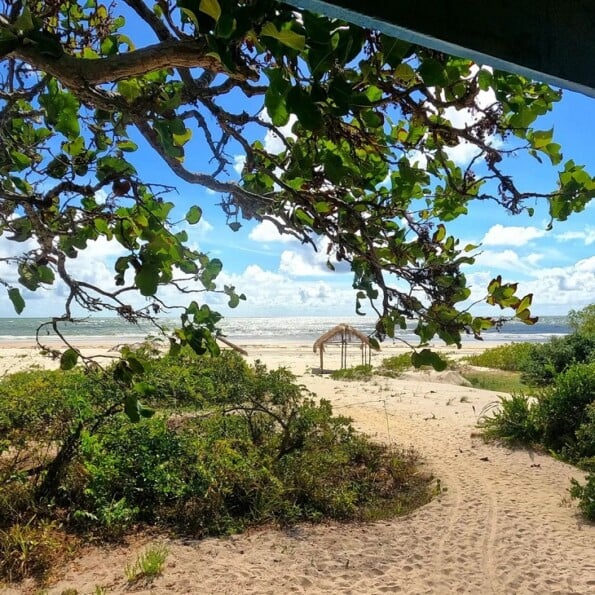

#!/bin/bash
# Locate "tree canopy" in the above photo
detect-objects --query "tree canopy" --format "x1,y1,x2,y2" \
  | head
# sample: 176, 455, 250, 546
1, 0, 594, 366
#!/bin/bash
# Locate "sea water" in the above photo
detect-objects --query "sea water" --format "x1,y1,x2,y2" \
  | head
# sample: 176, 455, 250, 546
0, 315, 570, 345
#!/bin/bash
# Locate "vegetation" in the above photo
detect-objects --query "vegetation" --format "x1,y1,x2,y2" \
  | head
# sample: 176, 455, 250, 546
519, 334, 595, 386
463, 343, 533, 372
125, 543, 169, 584
0, 350, 432, 584
462, 369, 528, 394
1, 0, 593, 368
330, 364, 374, 381
478, 308, 595, 520
376, 354, 415, 378
568, 304, 595, 337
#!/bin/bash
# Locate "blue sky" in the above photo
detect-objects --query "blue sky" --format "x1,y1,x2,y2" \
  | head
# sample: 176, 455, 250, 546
1, 8, 593, 320
3, 86, 593, 320
154, 87, 595, 319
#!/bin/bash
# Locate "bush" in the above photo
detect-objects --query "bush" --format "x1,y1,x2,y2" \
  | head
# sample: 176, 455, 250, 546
0, 352, 432, 552
464, 342, 533, 371
539, 362, 595, 455
570, 473, 595, 521
520, 334, 595, 386
376, 353, 413, 377
568, 303, 595, 337
0, 519, 68, 582
330, 365, 373, 381
479, 393, 541, 444
572, 403, 595, 470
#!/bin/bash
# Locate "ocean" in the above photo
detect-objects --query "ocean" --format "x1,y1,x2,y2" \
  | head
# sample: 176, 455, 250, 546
0, 315, 571, 345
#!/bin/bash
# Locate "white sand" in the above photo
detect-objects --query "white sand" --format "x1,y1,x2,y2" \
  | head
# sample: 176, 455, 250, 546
2, 340, 594, 594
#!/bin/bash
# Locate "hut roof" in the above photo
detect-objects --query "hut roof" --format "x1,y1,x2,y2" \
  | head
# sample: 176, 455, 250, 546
313, 323, 379, 353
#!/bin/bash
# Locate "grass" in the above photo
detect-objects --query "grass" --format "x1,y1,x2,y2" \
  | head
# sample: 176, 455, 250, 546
0, 519, 69, 583
330, 364, 373, 380
376, 353, 413, 377
460, 369, 531, 394
330, 354, 413, 381
125, 543, 169, 584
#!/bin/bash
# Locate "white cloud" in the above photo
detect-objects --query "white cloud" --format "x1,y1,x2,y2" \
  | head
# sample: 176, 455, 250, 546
406, 150, 428, 169
233, 154, 245, 175
474, 249, 533, 273
481, 224, 547, 247
520, 256, 595, 307
555, 226, 595, 246
205, 264, 356, 316
278, 237, 351, 277
248, 220, 296, 244
263, 115, 297, 155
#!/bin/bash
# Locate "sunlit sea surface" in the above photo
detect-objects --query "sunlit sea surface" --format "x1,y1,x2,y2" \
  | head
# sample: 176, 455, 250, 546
0, 315, 570, 345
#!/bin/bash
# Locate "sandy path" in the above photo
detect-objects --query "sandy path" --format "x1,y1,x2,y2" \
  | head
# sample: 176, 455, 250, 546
2, 342, 594, 594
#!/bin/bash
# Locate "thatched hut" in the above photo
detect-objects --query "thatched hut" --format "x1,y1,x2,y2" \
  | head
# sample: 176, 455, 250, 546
313, 323, 379, 373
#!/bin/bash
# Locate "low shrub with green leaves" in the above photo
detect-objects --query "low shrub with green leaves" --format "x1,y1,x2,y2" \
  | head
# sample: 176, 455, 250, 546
519, 334, 595, 386
463, 342, 533, 371
539, 362, 595, 456
0, 350, 431, 582
479, 359, 595, 520
330, 365, 373, 381
376, 353, 413, 377
479, 393, 541, 444
570, 473, 595, 521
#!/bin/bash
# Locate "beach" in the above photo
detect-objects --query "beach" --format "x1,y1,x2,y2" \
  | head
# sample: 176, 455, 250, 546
1, 338, 594, 594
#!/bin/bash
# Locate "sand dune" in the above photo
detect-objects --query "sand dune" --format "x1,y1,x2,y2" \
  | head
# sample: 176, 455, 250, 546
2, 342, 594, 594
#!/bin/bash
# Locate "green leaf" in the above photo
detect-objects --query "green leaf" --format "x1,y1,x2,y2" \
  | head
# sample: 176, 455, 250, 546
199, 0, 221, 23
394, 63, 415, 84
138, 403, 156, 419
261, 22, 305, 51
186, 205, 202, 224
432, 224, 446, 242
13, 6, 35, 32
531, 128, 553, 149
8, 287, 25, 314
116, 140, 138, 152
411, 349, 447, 371
60, 349, 79, 371
124, 394, 140, 422
135, 264, 160, 296
419, 58, 447, 87
126, 355, 145, 375
516, 293, 533, 313
477, 69, 492, 91
215, 14, 236, 38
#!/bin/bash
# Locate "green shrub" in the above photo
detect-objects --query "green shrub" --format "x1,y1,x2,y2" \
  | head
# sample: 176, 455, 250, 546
0, 351, 432, 557
0, 519, 65, 582
572, 403, 595, 470
568, 303, 595, 337
463, 342, 533, 371
520, 335, 595, 386
539, 362, 595, 454
136, 349, 253, 409
49, 358, 430, 537
570, 473, 595, 521
479, 393, 541, 444
330, 365, 373, 381
376, 353, 413, 377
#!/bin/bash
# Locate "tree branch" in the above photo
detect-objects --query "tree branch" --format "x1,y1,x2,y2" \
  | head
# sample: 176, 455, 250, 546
11, 39, 257, 87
